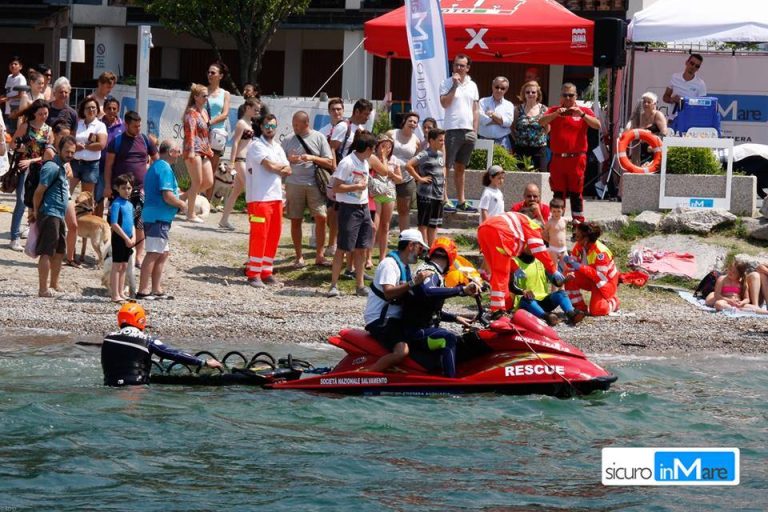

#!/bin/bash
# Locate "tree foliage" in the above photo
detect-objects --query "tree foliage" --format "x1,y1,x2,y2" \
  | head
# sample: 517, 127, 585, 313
140, 0, 311, 91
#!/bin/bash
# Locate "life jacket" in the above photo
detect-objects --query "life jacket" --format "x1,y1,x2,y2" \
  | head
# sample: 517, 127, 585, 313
369, 251, 412, 321
101, 327, 152, 386
574, 240, 618, 291
511, 255, 549, 309
402, 261, 446, 329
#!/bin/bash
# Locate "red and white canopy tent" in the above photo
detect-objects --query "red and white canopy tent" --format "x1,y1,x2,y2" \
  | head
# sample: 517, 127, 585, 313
364, 0, 595, 66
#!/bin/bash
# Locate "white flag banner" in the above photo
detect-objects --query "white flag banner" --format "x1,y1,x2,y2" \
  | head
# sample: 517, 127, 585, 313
406, 0, 448, 132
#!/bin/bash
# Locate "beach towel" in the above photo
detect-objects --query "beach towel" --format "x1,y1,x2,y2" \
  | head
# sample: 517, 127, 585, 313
630, 247, 698, 278
677, 291, 768, 318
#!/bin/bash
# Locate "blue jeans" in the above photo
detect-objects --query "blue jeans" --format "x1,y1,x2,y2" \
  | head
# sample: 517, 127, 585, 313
519, 290, 574, 318
10, 169, 27, 241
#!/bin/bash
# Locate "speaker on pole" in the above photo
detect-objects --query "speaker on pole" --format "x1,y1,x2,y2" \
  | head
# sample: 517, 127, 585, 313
593, 17, 627, 68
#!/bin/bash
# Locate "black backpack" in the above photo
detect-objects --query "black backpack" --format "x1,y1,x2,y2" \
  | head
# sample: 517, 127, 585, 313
694, 270, 722, 298
22, 161, 44, 208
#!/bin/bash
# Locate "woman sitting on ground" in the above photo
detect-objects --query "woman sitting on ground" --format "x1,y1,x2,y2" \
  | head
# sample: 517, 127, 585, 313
706, 261, 768, 314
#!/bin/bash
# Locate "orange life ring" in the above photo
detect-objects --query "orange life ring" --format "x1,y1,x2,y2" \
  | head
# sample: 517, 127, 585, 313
617, 129, 663, 174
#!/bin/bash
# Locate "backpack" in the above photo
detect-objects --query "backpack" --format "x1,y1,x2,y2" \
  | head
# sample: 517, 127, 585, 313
694, 270, 722, 299
22, 161, 44, 208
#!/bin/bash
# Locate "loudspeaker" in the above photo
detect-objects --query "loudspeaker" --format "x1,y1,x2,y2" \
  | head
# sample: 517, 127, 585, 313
593, 18, 627, 68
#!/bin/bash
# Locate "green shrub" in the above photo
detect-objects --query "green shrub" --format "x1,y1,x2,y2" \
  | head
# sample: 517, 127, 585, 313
372, 106, 393, 136
468, 144, 518, 171
666, 147, 723, 175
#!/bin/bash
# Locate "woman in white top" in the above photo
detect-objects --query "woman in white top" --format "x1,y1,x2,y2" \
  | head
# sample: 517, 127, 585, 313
219, 97, 262, 230
386, 111, 421, 232
71, 96, 107, 194
206, 61, 232, 194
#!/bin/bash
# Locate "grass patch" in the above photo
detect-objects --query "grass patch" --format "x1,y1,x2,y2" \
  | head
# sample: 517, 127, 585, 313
454, 233, 478, 250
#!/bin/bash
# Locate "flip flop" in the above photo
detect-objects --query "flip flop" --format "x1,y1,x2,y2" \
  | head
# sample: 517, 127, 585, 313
152, 292, 175, 300
292, 260, 307, 269
64, 259, 80, 268
314, 260, 332, 267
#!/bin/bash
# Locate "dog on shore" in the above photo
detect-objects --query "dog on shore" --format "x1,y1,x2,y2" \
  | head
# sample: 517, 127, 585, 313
74, 191, 110, 267
101, 245, 137, 298
194, 193, 211, 218
210, 162, 237, 212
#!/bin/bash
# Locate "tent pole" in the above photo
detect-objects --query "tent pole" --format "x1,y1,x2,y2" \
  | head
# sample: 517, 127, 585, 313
385, 55, 392, 101
311, 37, 367, 100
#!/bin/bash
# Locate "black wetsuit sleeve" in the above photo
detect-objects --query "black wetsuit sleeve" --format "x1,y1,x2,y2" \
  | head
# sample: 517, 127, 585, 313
413, 273, 464, 299
147, 339, 204, 367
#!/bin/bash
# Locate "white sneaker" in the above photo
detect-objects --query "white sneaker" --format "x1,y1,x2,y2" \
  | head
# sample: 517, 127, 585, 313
9, 239, 23, 252
324, 245, 336, 257
326, 285, 340, 298
20, 227, 29, 239
187, 216, 205, 224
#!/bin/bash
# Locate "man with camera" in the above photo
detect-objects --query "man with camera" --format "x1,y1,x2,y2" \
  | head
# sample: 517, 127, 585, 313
538, 83, 601, 225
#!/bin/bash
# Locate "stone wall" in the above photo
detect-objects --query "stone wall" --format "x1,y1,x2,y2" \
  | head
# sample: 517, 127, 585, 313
622, 174, 756, 216
446, 169, 553, 205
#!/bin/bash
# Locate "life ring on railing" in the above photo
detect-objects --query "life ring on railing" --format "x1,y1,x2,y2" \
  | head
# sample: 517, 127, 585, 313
617, 129, 663, 174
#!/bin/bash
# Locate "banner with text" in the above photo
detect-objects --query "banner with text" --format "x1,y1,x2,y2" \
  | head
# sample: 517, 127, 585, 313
406, 0, 448, 129
632, 52, 768, 145
110, 85, 375, 154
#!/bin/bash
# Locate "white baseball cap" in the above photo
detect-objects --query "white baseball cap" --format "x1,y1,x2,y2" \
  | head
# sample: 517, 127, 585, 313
399, 228, 429, 249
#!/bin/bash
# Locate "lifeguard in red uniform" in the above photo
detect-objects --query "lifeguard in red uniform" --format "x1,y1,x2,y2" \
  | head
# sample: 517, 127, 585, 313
564, 222, 620, 316
538, 82, 601, 225
477, 211, 564, 312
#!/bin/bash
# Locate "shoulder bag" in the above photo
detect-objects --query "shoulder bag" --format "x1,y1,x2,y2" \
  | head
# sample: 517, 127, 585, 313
297, 133, 333, 200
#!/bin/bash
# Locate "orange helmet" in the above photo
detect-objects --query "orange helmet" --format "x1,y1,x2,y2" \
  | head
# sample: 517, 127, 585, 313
117, 302, 147, 330
428, 237, 458, 268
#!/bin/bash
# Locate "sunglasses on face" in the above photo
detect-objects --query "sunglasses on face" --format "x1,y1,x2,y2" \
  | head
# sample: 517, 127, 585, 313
525, 90, 538, 95
263, 123, 277, 129
494, 86, 507, 91
85, 106, 98, 111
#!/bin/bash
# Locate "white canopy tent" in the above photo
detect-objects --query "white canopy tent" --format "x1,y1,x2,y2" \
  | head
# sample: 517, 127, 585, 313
628, 0, 768, 43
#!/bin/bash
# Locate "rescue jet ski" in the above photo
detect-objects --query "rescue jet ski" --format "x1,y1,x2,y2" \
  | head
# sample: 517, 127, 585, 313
269, 303, 617, 397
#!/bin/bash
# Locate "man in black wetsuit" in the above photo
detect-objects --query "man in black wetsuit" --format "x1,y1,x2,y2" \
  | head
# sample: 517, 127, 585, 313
402, 237, 480, 378
101, 302, 222, 386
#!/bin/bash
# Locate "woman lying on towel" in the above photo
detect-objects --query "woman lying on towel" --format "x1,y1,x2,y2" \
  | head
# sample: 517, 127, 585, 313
706, 261, 768, 315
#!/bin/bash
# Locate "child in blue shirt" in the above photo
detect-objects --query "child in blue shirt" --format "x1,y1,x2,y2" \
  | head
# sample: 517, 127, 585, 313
109, 174, 136, 302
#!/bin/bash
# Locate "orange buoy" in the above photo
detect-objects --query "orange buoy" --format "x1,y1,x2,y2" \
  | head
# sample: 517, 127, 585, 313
617, 129, 663, 174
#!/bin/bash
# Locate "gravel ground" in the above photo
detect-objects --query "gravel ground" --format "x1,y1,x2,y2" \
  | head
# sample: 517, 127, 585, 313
1, 195, 767, 356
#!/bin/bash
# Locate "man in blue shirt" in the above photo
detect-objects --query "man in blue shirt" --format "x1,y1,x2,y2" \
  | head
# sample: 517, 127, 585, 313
138, 140, 187, 300
31, 136, 75, 297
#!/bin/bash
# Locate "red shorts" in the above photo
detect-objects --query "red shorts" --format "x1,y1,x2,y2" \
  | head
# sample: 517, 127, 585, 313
548, 154, 587, 194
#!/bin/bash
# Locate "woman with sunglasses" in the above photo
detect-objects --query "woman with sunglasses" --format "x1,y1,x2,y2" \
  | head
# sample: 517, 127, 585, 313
511, 80, 549, 172
71, 97, 107, 194
34, 64, 53, 101
205, 61, 232, 195
219, 97, 262, 230
244, 113, 290, 288
182, 83, 214, 223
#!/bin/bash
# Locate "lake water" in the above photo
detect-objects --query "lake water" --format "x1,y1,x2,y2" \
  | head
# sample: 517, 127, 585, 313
1, 330, 766, 511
